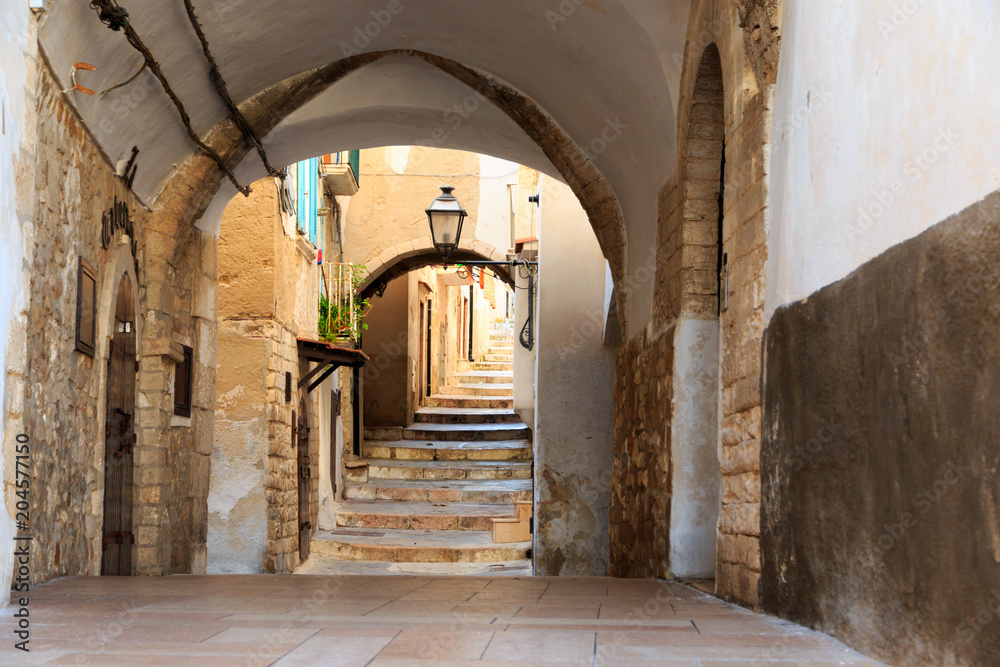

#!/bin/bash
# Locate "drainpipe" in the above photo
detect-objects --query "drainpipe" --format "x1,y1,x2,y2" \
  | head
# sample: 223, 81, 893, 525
468, 281, 475, 362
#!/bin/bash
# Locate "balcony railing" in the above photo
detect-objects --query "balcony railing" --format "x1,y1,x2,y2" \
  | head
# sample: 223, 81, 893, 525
321, 151, 360, 195
319, 263, 369, 343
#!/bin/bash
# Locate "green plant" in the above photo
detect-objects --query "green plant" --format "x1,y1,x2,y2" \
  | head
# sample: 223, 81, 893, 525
319, 264, 371, 343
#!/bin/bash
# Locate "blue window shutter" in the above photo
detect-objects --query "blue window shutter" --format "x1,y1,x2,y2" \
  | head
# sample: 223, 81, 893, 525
309, 158, 319, 245
296, 161, 307, 233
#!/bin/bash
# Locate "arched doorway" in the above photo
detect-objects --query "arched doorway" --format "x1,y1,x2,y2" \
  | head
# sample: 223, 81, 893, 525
101, 274, 137, 576
668, 43, 726, 581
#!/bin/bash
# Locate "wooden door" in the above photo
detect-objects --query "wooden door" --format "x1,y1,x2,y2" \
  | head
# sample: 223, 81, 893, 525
102, 275, 137, 576
296, 399, 311, 560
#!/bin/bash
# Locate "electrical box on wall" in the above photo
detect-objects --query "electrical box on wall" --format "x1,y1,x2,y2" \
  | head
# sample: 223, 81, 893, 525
29, 0, 46, 13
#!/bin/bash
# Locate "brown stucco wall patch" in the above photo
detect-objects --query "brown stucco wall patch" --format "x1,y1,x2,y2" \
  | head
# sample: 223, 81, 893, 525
761, 190, 1000, 666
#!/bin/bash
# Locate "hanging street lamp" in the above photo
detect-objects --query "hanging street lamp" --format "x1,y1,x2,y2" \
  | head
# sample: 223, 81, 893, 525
424, 185, 538, 350
425, 186, 468, 260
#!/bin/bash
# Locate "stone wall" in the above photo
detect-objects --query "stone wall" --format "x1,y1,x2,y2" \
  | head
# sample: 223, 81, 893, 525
210, 177, 322, 574
761, 190, 1000, 667
609, 0, 775, 606
609, 328, 674, 578
22, 65, 150, 582
134, 225, 215, 576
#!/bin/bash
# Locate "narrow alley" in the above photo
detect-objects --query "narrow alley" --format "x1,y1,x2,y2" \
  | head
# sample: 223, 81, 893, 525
1, 2, 998, 666
303, 322, 533, 576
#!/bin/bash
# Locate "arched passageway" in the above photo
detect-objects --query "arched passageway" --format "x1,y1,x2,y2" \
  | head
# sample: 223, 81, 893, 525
205, 145, 616, 576
12, 1, 1000, 665
358, 246, 514, 301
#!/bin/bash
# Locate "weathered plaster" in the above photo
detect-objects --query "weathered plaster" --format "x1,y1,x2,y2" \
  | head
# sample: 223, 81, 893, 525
767, 0, 1000, 319
669, 317, 721, 578
209, 177, 323, 573
534, 176, 615, 576
762, 189, 1000, 667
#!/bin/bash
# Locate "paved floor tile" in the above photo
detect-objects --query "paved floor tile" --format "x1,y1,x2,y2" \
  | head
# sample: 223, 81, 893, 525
0, 575, 884, 666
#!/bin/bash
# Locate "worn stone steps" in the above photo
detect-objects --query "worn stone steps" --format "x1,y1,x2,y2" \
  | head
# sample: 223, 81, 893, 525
424, 394, 514, 409
311, 528, 531, 563
440, 383, 514, 397
344, 479, 532, 504
470, 361, 514, 372
362, 439, 532, 461
365, 458, 532, 481
318, 321, 532, 574
484, 358, 514, 366
334, 500, 518, 531
453, 370, 514, 385
403, 422, 531, 442
414, 407, 520, 424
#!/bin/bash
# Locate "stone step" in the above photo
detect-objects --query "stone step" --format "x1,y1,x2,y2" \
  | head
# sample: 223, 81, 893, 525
362, 439, 532, 461
483, 357, 514, 366
344, 479, 531, 504
424, 395, 514, 409
311, 528, 531, 563
414, 407, 521, 424
441, 383, 514, 397
453, 370, 514, 385
366, 458, 532, 481
403, 422, 530, 442
334, 501, 518, 532
470, 362, 513, 372
487, 346, 514, 354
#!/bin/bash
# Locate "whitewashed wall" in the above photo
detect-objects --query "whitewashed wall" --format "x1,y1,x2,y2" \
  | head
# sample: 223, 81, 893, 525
533, 175, 615, 575
0, 2, 34, 607
767, 0, 1000, 319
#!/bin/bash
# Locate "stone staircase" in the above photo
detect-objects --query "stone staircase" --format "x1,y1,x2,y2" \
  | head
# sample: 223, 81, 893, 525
307, 323, 533, 575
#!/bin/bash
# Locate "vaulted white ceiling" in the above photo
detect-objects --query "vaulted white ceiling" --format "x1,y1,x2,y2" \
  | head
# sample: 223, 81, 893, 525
39, 0, 692, 327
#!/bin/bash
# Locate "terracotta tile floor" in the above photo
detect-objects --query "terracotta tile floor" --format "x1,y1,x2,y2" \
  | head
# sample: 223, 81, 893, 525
0, 576, 884, 666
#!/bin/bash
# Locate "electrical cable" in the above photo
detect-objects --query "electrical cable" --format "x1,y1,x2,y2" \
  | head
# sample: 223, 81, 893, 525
180, 0, 282, 179
89, 0, 252, 196
98, 61, 146, 99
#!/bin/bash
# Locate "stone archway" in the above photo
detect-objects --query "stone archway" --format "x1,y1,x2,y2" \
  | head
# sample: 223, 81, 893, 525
148, 51, 629, 328
357, 240, 513, 301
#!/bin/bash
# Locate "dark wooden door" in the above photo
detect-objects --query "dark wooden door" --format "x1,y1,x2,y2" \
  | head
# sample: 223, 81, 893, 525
102, 274, 137, 576
296, 399, 311, 560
